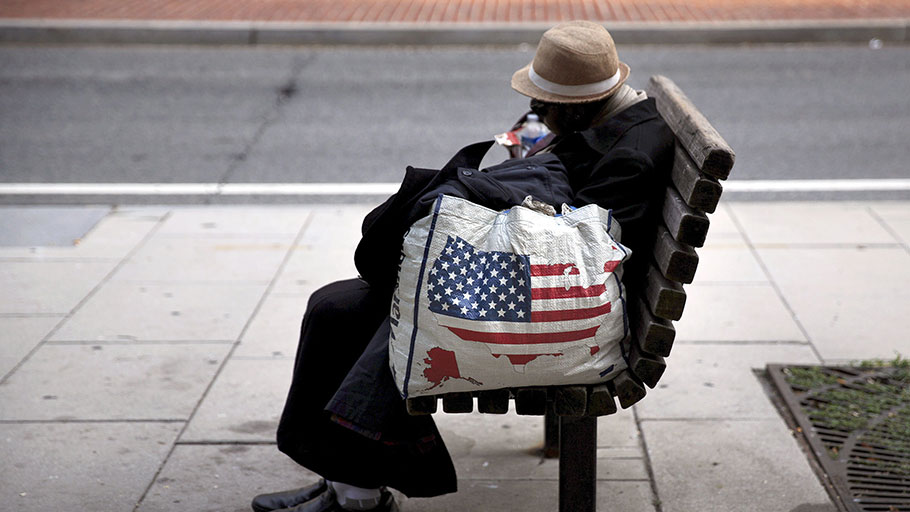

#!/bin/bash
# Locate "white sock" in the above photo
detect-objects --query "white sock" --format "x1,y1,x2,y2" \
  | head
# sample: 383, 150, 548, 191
328, 480, 382, 511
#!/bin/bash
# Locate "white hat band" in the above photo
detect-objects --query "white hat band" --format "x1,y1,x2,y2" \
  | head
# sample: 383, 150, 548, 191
528, 64, 621, 98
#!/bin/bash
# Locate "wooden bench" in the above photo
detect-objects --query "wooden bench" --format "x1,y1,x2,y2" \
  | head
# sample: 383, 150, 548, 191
405, 75, 736, 511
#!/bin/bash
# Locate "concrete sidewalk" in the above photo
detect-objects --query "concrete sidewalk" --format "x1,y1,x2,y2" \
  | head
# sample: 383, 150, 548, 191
1, 200, 908, 511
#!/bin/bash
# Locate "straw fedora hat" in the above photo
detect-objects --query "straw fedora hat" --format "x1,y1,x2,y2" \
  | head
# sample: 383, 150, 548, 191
512, 21, 630, 104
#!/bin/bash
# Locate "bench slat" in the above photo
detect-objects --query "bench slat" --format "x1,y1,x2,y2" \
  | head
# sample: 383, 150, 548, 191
477, 389, 510, 414
611, 369, 647, 409
515, 387, 549, 415
586, 384, 617, 416
654, 223, 699, 284
643, 263, 687, 321
671, 143, 723, 214
630, 294, 676, 357
555, 386, 588, 416
442, 392, 474, 413
406, 395, 437, 415
629, 340, 668, 389
663, 186, 710, 248
647, 75, 735, 180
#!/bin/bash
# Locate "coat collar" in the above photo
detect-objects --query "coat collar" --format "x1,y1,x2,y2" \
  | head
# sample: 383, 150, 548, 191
577, 97, 660, 154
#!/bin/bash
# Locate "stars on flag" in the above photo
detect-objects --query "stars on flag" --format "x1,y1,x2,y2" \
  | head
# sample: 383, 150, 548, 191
427, 236, 533, 322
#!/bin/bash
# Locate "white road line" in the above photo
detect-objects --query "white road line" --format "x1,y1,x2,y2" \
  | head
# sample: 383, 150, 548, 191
0, 183, 400, 195
0, 179, 909, 195
722, 179, 910, 192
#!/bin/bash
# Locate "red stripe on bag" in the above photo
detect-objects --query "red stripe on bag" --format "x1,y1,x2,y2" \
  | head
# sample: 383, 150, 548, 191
530, 263, 580, 276
530, 302, 611, 322
444, 325, 600, 344
531, 284, 606, 300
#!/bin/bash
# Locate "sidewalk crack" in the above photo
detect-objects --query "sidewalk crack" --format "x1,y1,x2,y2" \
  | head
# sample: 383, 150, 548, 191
866, 204, 910, 256
723, 203, 823, 363
213, 54, 315, 198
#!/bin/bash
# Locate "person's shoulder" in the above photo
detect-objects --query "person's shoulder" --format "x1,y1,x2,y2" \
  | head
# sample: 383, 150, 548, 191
578, 98, 664, 154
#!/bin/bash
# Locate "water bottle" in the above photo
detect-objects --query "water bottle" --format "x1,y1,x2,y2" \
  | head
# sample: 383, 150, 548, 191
519, 113, 548, 157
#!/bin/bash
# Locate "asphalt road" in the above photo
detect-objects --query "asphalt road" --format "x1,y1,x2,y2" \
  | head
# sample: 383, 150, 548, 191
1, 43, 908, 202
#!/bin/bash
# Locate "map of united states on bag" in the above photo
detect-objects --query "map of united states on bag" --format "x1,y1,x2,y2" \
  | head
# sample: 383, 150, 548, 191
389, 195, 631, 397
426, 235, 623, 366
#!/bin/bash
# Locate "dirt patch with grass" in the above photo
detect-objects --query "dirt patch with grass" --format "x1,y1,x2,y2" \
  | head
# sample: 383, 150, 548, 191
768, 357, 910, 512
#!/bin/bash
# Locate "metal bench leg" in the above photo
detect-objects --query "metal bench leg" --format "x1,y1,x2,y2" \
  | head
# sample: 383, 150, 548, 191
543, 409, 560, 458
558, 415, 597, 512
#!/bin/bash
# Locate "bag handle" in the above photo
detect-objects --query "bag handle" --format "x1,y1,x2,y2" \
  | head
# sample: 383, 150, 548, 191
440, 140, 496, 172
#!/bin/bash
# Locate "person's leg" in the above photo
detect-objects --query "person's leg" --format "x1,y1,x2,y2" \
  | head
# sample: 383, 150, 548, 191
251, 479, 327, 512
326, 481, 381, 511
256, 278, 456, 512
254, 279, 388, 512
274, 279, 395, 482
270, 482, 398, 512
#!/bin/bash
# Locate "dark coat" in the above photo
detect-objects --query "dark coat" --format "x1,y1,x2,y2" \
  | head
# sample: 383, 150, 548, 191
277, 98, 674, 498
354, 98, 674, 294
553, 98, 675, 270
353, 141, 573, 298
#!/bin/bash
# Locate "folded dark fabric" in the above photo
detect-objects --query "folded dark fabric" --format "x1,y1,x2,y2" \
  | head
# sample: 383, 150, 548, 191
354, 140, 573, 296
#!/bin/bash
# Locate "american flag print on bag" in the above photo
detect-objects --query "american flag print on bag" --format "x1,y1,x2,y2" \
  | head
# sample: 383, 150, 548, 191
427, 236, 619, 363
389, 195, 630, 398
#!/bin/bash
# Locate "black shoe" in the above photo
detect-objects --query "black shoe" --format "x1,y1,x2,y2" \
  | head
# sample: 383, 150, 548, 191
251, 479, 328, 512
279, 486, 398, 512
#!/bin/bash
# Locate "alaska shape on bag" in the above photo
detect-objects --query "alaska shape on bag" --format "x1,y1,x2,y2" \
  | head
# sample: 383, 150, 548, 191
389, 194, 631, 398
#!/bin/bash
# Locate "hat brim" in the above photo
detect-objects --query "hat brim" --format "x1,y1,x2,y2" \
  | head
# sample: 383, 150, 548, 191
511, 61, 630, 104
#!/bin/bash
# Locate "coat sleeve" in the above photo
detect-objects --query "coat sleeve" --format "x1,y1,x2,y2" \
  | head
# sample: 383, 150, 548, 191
572, 145, 664, 258
353, 166, 440, 295
571, 119, 675, 286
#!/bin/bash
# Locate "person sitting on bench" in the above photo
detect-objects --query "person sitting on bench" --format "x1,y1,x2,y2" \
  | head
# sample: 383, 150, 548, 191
251, 20, 674, 512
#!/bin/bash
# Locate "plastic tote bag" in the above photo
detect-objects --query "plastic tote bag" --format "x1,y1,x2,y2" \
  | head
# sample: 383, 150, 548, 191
389, 194, 631, 398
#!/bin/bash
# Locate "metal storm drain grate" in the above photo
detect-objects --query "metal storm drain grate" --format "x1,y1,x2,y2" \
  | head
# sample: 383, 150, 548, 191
768, 362, 910, 512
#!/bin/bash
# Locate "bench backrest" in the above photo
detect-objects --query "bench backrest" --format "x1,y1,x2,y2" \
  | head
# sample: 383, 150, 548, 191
406, 75, 735, 417
615, 75, 736, 407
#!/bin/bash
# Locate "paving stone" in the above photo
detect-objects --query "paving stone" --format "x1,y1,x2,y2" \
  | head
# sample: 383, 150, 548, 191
705, 204, 745, 245
635, 344, 820, 420
0, 260, 116, 314
439, 411, 552, 479
729, 202, 897, 246
598, 446, 643, 459
675, 284, 806, 342
50, 281, 266, 342
757, 246, 910, 361
597, 407, 640, 448
276, 207, 367, 288
0, 316, 60, 378
0, 209, 162, 259
297, 205, 372, 251
0, 343, 230, 420
155, 206, 311, 237
136, 444, 314, 512
869, 202, 910, 246
181, 358, 293, 443
399, 480, 656, 512
113, 236, 291, 283
0, 206, 110, 247
235, 293, 308, 358
272, 248, 359, 295
641, 419, 835, 512
0, 422, 181, 512
436, 409, 647, 481
691, 240, 767, 284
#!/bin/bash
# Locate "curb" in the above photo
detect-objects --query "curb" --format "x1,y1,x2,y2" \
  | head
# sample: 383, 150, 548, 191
1, 18, 908, 46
